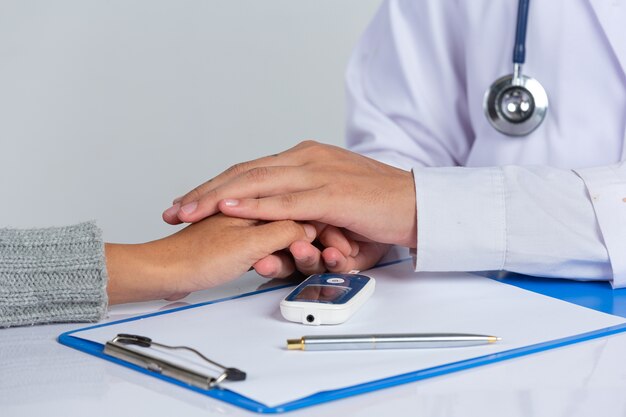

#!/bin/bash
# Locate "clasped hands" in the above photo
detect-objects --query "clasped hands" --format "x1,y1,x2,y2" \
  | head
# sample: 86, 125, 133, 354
162, 140, 417, 284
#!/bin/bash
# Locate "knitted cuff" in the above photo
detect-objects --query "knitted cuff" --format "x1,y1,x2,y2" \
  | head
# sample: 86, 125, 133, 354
0, 222, 108, 327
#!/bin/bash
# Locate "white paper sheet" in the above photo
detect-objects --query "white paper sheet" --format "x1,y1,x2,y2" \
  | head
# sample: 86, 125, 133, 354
74, 261, 626, 407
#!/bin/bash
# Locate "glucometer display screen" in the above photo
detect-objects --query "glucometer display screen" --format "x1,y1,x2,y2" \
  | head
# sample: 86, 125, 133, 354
294, 285, 351, 303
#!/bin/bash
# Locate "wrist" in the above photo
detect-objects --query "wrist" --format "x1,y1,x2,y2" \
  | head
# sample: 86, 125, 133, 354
397, 169, 417, 248
104, 242, 176, 305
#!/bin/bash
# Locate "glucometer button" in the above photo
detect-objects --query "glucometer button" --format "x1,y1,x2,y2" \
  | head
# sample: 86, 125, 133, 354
326, 278, 345, 284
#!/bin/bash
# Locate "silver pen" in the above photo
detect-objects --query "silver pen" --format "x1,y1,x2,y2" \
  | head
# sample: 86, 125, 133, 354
286, 333, 501, 351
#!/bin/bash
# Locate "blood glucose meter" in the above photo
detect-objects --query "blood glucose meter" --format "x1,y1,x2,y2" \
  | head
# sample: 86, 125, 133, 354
280, 273, 375, 325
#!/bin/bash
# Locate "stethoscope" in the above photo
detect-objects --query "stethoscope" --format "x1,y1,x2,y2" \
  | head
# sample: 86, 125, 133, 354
484, 0, 548, 136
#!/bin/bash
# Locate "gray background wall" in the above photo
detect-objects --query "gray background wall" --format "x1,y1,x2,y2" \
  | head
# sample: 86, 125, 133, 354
0, 0, 381, 243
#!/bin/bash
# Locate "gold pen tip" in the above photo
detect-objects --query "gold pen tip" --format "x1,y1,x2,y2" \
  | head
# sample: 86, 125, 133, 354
488, 336, 501, 343
287, 338, 304, 350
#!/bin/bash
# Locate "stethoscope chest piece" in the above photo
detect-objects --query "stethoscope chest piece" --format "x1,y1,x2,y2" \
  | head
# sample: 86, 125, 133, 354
484, 73, 548, 136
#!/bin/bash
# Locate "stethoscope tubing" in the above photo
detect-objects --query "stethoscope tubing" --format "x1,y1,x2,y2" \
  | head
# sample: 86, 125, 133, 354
513, 0, 530, 64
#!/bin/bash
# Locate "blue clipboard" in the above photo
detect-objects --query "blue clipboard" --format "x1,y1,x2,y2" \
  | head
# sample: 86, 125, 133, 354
58, 259, 626, 414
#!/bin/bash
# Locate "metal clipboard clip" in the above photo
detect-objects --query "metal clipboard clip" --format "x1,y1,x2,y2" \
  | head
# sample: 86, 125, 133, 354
104, 334, 246, 390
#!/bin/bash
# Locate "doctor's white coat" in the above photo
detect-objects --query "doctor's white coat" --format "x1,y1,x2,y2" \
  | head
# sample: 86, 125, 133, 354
346, 0, 626, 287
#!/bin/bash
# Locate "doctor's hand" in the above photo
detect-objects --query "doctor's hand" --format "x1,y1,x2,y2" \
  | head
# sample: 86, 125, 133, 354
252, 224, 391, 278
163, 141, 417, 250
104, 214, 316, 305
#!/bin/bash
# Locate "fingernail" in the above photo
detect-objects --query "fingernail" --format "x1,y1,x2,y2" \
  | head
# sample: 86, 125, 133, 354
180, 201, 198, 215
163, 203, 180, 218
223, 199, 240, 207
326, 259, 337, 268
303, 224, 316, 240
296, 255, 312, 263
172, 196, 183, 205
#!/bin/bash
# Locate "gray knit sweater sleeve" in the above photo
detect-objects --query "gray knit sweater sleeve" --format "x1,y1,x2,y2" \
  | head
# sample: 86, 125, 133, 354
0, 222, 108, 327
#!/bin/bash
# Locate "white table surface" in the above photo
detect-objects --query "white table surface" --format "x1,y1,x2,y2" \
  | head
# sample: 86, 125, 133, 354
2, 271, 626, 417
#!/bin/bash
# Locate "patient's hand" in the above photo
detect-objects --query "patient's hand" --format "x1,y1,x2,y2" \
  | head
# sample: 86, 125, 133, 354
252, 224, 390, 279
104, 214, 316, 304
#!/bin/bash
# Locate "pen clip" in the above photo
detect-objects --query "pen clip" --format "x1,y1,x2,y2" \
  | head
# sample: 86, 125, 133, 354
105, 333, 246, 389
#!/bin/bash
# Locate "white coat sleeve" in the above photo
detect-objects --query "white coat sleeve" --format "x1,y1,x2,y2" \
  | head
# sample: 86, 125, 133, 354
345, 0, 473, 170
573, 164, 626, 288
413, 164, 624, 287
